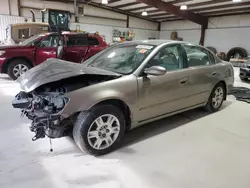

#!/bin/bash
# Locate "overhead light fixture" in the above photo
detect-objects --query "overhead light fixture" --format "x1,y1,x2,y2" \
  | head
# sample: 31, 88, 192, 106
180, 5, 187, 10
232, 0, 241, 2
142, 10, 148, 16
102, 0, 108, 4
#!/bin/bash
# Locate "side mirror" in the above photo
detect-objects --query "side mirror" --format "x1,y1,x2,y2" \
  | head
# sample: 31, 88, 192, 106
144, 66, 167, 76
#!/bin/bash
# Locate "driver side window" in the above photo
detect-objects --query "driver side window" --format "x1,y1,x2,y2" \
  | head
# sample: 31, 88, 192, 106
38, 35, 60, 48
146, 44, 184, 71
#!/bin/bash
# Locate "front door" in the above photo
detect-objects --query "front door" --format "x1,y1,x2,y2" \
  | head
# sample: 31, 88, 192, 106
35, 34, 60, 65
64, 34, 89, 63
137, 44, 194, 121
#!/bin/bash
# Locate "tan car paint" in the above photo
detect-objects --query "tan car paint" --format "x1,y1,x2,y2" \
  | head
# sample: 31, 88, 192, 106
60, 42, 234, 130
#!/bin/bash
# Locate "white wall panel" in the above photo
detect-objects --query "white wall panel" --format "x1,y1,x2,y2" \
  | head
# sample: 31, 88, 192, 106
0, 0, 10, 15
20, 8, 42, 19
133, 29, 159, 40
10, 0, 19, 16
129, 16, 158, 30
78, 16, 126, 28
161, 20, 200, 30
160, 30, 200, 44
82, 5, 126, 20
20, 0, 74, 12
205, 28, 250, 54
160, 14, 250, 54
0, 15, 25, 41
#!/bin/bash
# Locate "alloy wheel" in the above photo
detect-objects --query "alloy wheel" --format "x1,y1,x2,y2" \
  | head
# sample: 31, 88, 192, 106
87, 114, 120, 150
13, 64, 29, 78
212, 87, 224, 108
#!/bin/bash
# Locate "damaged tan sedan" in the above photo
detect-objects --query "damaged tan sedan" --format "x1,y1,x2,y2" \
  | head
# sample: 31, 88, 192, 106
12, 40, 234, 155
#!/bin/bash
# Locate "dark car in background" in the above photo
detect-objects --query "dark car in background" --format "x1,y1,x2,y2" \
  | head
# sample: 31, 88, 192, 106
239, 62, 250, 81
0, 32, 107, 80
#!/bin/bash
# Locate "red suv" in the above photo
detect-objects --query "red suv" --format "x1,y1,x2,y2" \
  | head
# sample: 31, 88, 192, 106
0, 32, 107, 79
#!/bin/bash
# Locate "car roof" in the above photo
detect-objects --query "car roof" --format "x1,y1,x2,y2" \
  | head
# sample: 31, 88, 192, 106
119, 40, 190, 46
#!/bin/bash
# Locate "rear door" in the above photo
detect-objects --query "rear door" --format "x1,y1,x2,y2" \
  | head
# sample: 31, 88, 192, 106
64, 34, 88, 63
182, 44, 219, 104
35, 34, 59, 65
85, 36, 106, 60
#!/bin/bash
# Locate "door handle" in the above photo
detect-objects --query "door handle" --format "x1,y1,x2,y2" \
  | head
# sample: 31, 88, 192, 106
212, 72, 217, 76
180, 78, 188, 84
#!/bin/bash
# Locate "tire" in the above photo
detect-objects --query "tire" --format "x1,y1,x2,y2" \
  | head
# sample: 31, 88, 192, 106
227, 47, 248, 61
217, 52, 227, 61
206, 46, 217, 54
240, 77, 248, 81
73, 104, 125, 156
7, 59, 31, 80
205, 83, 225, 113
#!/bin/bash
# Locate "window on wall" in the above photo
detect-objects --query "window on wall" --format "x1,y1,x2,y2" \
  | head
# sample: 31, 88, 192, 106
183, 45, 214, 67
146, 44, 185, 71
18, 28, 30, 39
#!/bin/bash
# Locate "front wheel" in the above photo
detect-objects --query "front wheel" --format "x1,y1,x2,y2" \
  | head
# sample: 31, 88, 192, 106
7, 60, 31, 80
205, 83, 225, 112
73, 105, 125, 155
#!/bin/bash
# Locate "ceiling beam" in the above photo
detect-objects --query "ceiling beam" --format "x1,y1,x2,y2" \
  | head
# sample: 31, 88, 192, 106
188, 0, 231, 8
89, 2, 158, 22
114, 2, 140, 9
125, 5, 151, 12
207, 11, 250, 18
191, 1, 250, 13
136, 0, 208, 26
149, 13, 170, 17
108, 0, 122, 4
203, 7, 250, 16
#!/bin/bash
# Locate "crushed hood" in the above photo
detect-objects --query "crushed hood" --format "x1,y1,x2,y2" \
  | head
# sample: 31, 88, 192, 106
17, 58, 121, 92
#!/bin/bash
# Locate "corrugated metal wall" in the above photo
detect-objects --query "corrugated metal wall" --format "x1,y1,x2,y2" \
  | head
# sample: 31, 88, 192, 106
0, 14, 41, 41
160, 14, 250, 54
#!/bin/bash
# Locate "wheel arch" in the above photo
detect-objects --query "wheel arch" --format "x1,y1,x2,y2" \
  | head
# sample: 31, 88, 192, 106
2, 57, 33, 73
92, 99, 132, 131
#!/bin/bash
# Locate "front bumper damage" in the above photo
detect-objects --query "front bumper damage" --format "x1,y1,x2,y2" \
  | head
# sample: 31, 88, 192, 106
12, 91, 70, 141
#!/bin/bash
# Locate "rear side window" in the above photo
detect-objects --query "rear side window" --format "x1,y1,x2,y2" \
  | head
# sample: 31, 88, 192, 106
67, 35, 88, 46
183, 45, 213, 67
88, 37, 99, 46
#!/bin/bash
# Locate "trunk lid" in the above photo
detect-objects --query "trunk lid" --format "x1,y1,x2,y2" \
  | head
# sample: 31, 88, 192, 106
17, 58, 121, 92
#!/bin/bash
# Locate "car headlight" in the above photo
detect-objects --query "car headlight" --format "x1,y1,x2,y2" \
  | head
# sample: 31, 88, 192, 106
0, 51, 5, 56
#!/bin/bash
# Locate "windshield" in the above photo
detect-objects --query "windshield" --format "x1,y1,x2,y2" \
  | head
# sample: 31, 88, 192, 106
19, 34, 45, 46
84, 44, 155, 74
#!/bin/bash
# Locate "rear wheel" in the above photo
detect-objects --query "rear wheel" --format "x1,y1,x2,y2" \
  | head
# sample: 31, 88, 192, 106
240, 77, 248, 81
73, 105, 125, 155
7, 59, 31, 80
205, 83, 225, 112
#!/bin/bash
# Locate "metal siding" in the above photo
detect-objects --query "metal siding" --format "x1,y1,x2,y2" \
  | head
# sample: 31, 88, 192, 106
0, 15, 42, 41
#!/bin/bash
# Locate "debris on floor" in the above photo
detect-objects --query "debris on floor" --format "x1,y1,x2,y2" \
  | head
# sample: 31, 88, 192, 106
229, 87, 250, 103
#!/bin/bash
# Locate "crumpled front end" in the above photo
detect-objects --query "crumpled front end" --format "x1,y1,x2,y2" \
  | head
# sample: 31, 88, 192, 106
12, 90, 70, 141
12, 73, 120, 142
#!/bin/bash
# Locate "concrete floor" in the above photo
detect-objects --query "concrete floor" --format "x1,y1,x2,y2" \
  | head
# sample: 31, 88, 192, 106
1, 68, 250, 188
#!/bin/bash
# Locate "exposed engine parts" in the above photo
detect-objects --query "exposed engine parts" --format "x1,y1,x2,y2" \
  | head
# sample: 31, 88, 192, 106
13, 90, 69, 141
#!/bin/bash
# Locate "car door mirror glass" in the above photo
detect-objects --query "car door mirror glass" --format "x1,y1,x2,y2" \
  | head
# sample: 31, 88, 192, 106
144, 66, 167, 76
